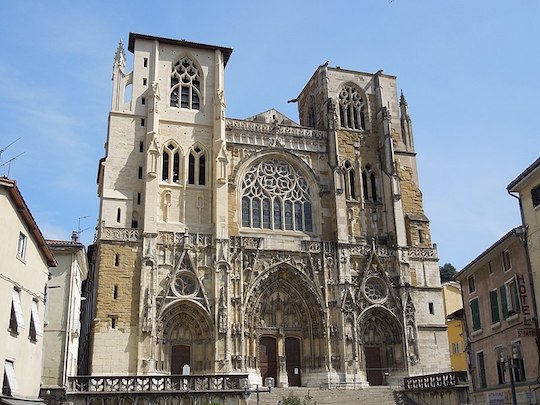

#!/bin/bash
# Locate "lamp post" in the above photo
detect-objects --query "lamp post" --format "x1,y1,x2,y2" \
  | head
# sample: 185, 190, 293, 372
496, 343, 522, 405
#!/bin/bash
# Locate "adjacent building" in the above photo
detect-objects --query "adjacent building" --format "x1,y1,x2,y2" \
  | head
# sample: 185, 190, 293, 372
456, 227, 538, 404
0, 177, 56, 402
41, 237, 88, 396
88, 32, 450, 388
442, 282, 467, 372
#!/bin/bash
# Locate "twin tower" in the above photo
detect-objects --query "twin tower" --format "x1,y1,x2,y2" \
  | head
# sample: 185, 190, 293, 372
87, 32, 449, 387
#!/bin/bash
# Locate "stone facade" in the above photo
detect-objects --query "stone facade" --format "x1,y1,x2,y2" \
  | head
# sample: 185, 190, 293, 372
88, 33, 450, 388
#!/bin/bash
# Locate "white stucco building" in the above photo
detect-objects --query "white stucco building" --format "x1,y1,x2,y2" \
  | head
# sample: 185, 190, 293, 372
0, 177, 56, 403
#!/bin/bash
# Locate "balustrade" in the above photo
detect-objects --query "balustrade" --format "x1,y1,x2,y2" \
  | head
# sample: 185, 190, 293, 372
404, 371, 467, 391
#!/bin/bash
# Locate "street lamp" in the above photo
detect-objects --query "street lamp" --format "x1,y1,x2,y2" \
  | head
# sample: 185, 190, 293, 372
497, 343, 522, 405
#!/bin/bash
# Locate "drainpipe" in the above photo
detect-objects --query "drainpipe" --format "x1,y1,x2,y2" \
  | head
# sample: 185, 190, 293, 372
507, 189, 540, 377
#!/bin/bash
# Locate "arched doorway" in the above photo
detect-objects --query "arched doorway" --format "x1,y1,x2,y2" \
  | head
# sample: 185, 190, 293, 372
359, 307, 403, 386
159, 300, 213, 374
245, 265, 326, 387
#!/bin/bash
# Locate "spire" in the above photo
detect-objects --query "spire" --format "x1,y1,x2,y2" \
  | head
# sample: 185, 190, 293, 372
113, 40, 126, 73
399, 90, 414, 150
399, 90, 409, 118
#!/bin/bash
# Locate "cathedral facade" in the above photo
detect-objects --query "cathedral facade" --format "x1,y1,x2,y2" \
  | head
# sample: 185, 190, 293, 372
89, 32, 450, 387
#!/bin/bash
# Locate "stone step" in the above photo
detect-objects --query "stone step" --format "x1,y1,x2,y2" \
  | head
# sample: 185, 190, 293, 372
247, 386, 404, 405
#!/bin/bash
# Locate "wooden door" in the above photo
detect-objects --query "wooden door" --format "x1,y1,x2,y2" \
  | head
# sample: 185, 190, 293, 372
259, 337, 277, 383
285, 337, 301, 386
171, 344, 191, 374
365, 347, 383, 385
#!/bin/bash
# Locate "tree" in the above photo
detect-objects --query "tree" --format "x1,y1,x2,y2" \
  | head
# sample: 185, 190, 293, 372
439, 263, 457, 283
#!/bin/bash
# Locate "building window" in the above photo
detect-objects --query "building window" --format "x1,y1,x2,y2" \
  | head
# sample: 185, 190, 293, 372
490, 289, 500, 324
477, 351, 487, 388
138, 166, 143, 179
3, 360, 18, 396
16, 233, 27, 260
139, 141, 144, 152
9, 289, 25, 334
495, 346, 505, 384
468, 275, 476, 293
501, 278, 521, 318
113, 285, 119, 299
241, 159, 313, 232
114, 254, 120, 267
471, 298, 481, 331
143, 58, 148, 68
116, 208, 121, 223
170, 56, 201, 110
451, 342, 462, 354
488, 260, 493, 275
137, 192, 142, 205
512, 342, 526, 382
111, 316, 118, 329
428, 302, 434, 315
338, 84, 365, 130
531, 185, 540, 208
343, 160, 357, 200
142, 78, 147, 86
188, 146, 206, 186
362, 164, 378, 201
162, 143, 181, 183
29, 299, 42, 342
502, 249, 512, 272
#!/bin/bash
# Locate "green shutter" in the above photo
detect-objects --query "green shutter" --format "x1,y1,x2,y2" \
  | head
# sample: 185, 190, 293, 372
471, 299, 481, 331
500, 285, 508, 319
490, 290, 500, 324
512, 280, 521, 313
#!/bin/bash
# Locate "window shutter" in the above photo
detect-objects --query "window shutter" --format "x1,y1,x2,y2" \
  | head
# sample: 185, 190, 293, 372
12, 290, 25, 329
31, 300, 43, 336
500, 285, 508, 319
490, 290, 500, 324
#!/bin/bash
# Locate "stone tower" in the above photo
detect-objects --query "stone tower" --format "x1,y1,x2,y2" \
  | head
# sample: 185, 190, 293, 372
90, 33, 450, 387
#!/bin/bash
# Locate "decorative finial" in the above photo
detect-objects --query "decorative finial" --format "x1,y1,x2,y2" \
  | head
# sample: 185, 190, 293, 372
113, 39, 126, 71
400, 90, 407, 107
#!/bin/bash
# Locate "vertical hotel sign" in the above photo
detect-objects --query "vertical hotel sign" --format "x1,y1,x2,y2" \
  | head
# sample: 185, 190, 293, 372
517, 273, 535, 337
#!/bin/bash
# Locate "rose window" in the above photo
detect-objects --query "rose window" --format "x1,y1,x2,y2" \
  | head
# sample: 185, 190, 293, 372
241, 159, 313, 232
172, 271, 199, 297
363, 277, 387, 303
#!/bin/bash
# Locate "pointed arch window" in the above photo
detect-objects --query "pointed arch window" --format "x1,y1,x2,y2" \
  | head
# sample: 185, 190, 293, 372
343, 160, 357, 200
188, 146, 206, 186
241, 159, 313, 232
362, 164, 378, 202
338, 84, 365, 130
170, 57, 201, 110
162, 143, 181, 183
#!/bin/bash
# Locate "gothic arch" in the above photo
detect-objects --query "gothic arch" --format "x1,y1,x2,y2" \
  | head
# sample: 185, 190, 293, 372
169, 53, 204, 110
235, 150, 321, 234
158, 300, 214, 373
243, 263, 327, 378
337, 82, 368, 130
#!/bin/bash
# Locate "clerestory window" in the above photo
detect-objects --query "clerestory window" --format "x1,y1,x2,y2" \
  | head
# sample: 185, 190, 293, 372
170, 57, 201, 110
343, 160, 357, 200
338, 84, 365, 130
241, 159, 313, 232
162, 143, 181, 183
188, 146, 206, 186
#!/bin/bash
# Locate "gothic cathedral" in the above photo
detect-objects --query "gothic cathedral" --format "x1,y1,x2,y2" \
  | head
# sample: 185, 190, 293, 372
89, 33, 450, 387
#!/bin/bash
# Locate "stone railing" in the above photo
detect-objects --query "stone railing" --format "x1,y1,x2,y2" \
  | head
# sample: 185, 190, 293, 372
226, 119, 327, 153
230, 236, 262, 250
100, 227, 142, 242
407, 247, 438, 260
404, 371, 468, 391
301, 241, 395, 257
67, 374, 249, 394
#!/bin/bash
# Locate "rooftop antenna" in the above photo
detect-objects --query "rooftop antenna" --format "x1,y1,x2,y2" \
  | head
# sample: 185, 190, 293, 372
0, 137, 21, 162
0, 152, 25, 177
72, 216, 91, 242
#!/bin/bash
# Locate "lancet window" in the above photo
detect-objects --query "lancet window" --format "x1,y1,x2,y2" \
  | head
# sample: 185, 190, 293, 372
188, 146, 206, 186
170, 57, 201, 110
344, 160, 357, 200
362, 164, 377, 201
241, 159, 313, 232
338, 84, 365, 130
162, 143, 181, 183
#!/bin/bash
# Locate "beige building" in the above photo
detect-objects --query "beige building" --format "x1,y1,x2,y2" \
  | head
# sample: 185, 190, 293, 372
508, 157, 540, 334
456, 228, 538, 404
88, 32, 450, 388
41, 237, 88, 394
442, 282, 467, 372
0, 178, 56, 402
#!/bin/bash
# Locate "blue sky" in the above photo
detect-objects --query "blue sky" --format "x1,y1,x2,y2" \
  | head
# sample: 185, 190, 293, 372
0, 1, 538, 270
